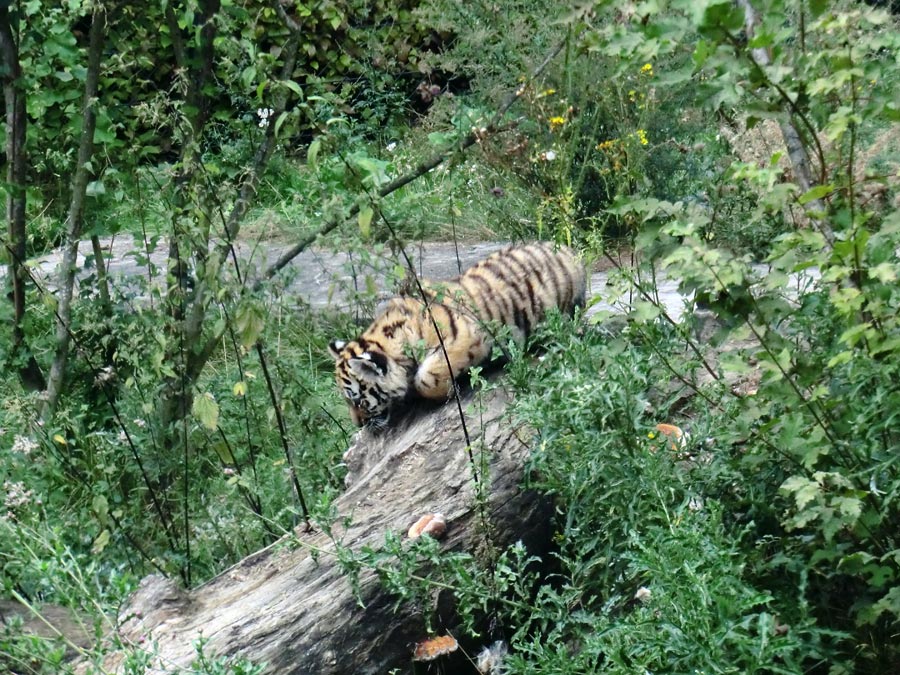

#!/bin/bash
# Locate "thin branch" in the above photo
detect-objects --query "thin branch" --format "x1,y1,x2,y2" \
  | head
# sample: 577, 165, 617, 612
257, 342, 311, 527
43, 3, 106, 418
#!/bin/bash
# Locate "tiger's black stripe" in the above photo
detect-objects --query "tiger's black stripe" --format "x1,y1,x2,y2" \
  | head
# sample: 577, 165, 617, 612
482, 258, 535, 333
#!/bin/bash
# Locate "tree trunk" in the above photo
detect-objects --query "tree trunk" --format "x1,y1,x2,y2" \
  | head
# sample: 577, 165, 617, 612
42, 4, 106, 418
0, 7, 45, 391
76, 386, 552, 674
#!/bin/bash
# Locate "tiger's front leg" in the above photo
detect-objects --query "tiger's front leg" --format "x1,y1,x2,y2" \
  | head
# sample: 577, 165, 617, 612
414, 336, 491, 400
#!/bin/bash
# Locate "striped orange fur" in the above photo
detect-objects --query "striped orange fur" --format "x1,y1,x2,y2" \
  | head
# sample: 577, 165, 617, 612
328, 242, 586, 429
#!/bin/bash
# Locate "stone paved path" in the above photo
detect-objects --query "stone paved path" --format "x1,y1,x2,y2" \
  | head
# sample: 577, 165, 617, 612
5, 235, 804, 324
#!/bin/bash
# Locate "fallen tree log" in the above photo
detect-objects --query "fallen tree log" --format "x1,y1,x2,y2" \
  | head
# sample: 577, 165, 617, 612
77, 384, 551, 674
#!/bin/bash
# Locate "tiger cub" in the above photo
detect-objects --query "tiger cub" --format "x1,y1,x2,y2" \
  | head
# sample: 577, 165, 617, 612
328, 242, 586, 429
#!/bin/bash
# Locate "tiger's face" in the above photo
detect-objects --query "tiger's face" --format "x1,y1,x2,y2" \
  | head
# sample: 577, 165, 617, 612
328, 339, 410, 430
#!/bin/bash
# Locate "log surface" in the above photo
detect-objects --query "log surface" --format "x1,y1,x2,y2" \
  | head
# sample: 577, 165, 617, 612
78, 385, 549, 674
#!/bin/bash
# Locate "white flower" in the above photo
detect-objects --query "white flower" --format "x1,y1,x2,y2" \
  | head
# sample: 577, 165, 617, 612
634, 586, 652, 603
385, 141, 397, 152
542, 150, 557, 161
11, 435, 38, 456
4, 480, 34, 509
476, 641, 508, 674
257, 107, 274, 128
133, 419, 146, 428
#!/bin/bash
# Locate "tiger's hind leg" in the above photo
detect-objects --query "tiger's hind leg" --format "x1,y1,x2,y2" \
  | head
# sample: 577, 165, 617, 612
414, 337, 491, 400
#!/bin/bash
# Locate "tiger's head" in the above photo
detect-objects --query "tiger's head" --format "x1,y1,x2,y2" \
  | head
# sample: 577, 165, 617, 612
328, 339, 411, 430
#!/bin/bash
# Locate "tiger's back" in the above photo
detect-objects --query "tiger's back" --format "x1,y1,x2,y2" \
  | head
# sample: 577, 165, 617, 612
449, 241, 585, 342
329, 242, 585, 429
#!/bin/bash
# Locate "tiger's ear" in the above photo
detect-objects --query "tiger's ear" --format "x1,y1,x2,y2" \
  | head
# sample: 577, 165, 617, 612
348, 351, 387, 378
328, 340, 347, 359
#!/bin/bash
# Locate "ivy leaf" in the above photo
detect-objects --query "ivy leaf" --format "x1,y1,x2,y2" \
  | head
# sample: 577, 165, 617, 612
193, 393, 220, 431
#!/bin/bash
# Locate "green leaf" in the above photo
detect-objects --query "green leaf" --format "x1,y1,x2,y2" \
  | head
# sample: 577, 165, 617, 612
92, 495, 109, 525
358, 206, 374, 239
631, 301, 661, 323
91, 530, 111, 555
192, 393, 220, 431
780, 475, 821, 510
282, 79, 304, 98
692, 39, 711, 69
838, 322, 872, 348
274, 111, 289, 137
308, 138, 321, 169
235, 302, 265, 349
868, 262, 897, 283
798, 184, 834, 205
809, 0, 828, 17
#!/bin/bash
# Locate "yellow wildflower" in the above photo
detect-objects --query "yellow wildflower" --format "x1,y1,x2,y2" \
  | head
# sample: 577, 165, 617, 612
596, 139, 617, 151
636, 129, 649, 146
641, 62, 653, 76
549, 115, 566, 130
539, 88, 557, 97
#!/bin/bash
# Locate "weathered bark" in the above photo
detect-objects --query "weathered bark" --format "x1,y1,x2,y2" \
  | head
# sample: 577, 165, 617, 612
43, 4, 106, 418
0, 7, 45, 391
77, 386, 552, 674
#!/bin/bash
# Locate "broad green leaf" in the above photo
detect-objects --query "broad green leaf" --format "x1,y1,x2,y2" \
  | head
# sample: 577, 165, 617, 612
780, 475, 821, 510
235, 302, 266, 350
274, 111, 289, 137
282, 79, 303, 98
868, 262, 897, 283
193, 393, 220, 431
631, 301, 661, 323
798, 184, 834, 205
